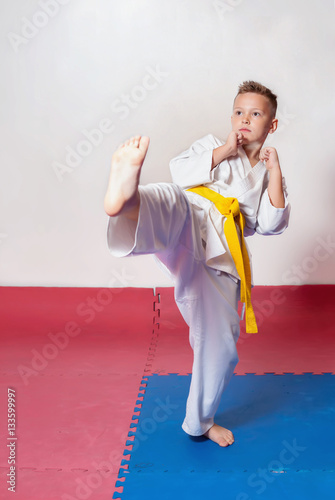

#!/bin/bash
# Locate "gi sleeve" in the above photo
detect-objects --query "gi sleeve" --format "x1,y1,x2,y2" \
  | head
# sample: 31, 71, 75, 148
255, 176, 291, 235
169, 134, 223, 189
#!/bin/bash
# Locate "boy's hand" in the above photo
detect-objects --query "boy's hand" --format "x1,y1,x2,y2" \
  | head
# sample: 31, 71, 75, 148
226, 131, 244, 157
260, 147, 285, 208
259, 147, 280, 171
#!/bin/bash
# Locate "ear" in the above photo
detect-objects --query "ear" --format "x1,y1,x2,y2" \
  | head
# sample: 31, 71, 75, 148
268, 118, 278, 134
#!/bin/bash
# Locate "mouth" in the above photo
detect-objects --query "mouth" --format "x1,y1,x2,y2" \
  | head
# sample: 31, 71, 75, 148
239, 128, 251, 132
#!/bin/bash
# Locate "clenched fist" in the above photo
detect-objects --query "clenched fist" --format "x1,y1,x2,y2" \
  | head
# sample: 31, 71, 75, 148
259, 147, 280, 171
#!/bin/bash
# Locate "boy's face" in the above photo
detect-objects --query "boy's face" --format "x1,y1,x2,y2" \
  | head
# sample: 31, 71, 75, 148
231, 93, 278, 146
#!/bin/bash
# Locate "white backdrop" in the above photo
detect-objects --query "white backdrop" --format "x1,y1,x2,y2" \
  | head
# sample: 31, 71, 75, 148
1, 0, 334, 287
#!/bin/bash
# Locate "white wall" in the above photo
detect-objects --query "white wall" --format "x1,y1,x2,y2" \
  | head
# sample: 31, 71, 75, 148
1, 0, 334, 287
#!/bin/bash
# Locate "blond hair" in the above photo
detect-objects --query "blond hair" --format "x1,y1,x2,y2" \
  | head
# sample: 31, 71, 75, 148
236, 81, 277, 117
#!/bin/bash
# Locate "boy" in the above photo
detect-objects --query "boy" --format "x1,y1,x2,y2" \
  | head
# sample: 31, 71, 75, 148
104, 81, 290, 447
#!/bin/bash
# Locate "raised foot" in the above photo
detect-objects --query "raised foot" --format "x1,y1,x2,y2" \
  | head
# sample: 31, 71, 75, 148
204, 423, 235, 447
104, 135, 150, 217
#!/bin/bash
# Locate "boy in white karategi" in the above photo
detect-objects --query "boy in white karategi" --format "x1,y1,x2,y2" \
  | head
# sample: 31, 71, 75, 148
104, 81, 290, 447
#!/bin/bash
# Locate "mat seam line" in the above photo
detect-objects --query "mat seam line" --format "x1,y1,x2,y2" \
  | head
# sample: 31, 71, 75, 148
112, 288, 160, 499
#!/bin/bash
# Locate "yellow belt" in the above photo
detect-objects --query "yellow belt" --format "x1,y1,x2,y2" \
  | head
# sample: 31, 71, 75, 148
187, 185, 258, 334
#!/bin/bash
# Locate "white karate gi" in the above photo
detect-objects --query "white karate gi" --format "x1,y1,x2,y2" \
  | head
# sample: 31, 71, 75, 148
107, 134, 290, 436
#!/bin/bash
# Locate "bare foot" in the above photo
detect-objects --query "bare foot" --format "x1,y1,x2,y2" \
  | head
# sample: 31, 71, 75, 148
104, 135, 150, 217
204, 423, 235, 447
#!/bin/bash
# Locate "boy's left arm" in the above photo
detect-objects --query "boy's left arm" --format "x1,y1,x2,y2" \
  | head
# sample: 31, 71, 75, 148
259, 147, 285, 208
256, 147, 291, 235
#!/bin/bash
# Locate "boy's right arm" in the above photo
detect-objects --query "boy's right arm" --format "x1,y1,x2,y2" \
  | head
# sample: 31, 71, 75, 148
212, 131, 243, 169
170, 132, 242, 189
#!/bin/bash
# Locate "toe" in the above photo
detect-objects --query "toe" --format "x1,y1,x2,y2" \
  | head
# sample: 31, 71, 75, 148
218, 439, 229, 447
130, 136, 140, 147
226, 435, 234, 445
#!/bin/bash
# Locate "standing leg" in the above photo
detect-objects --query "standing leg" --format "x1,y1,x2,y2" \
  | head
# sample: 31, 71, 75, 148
176, 265, 240, 447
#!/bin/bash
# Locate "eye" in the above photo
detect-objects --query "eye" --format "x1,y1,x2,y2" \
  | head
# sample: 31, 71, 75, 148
235, 110, 242, 116
253, 112, 261, 117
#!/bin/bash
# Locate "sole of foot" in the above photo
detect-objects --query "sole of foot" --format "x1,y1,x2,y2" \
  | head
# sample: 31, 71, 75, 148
104, 135, 150, 216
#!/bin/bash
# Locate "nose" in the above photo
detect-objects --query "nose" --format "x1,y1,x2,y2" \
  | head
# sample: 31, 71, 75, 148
242, 115, 250, 124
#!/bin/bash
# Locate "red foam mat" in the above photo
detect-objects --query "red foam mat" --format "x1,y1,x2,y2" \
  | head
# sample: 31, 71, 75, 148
151, 285, 335, 375
0, 287, 156, 499
0, 285, 334, 499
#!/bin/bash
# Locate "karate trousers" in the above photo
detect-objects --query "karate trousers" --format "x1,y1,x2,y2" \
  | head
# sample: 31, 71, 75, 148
107, 183, 241, 436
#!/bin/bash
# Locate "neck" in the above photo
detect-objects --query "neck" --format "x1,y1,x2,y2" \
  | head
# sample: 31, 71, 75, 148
242, 143, 262, 161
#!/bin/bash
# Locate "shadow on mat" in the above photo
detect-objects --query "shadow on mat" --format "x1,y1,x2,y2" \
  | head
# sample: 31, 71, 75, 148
216, 375, 296, 430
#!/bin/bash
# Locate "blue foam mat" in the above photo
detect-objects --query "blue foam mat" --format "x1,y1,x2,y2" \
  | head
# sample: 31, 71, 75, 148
116, 374, 335, 499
